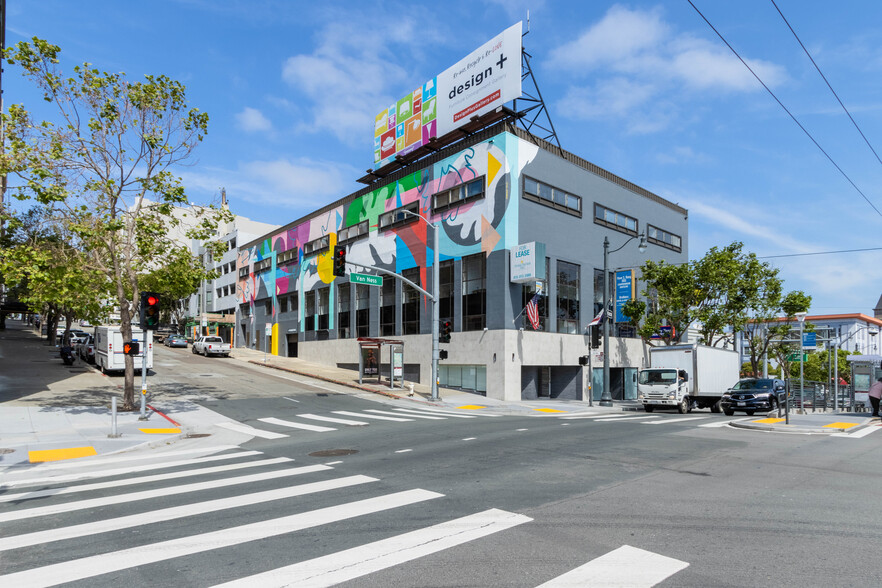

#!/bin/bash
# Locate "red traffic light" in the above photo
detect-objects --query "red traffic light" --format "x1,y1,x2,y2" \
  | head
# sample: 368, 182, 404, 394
146, 295, 158, 306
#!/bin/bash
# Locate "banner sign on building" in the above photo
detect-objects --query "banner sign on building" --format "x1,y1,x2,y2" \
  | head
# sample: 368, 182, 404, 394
615, 270, 635, 323
510, 241, 546, 283
374, 22, 523, 169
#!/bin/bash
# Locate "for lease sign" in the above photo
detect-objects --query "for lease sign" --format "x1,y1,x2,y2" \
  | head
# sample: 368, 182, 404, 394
374, 22, 522, 169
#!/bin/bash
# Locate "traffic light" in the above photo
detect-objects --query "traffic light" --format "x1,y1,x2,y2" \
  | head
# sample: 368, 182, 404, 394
333, 245, 346, 277
590, 325, 601, 349
440, 320, 452, 344
578, 355, 589, 366
140, 291, 160, 330
123, 341, 140, 356
439, 349, 448, 360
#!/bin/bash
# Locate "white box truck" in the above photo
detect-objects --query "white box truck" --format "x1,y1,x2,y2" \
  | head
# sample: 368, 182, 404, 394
94, 326, 154, 374
637, 344, 740, 413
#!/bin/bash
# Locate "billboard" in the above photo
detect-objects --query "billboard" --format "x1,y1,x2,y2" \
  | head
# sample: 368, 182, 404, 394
615, 270, 635, 323
374, 22, 523, 169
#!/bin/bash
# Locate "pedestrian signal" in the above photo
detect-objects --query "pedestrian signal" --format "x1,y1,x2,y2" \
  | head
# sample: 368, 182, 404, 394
123, 341, 140, 356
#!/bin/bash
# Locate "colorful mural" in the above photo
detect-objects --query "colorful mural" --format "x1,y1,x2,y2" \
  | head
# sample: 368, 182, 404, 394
237, 130, 521, 336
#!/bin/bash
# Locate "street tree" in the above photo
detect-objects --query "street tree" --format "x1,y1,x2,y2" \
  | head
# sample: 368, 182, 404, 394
744, 290, 811, 380
1, 38, 231, 409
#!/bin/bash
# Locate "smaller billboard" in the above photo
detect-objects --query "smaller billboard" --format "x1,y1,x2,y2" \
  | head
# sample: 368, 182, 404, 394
615, 270, 635, 323
510, 242, 546, 283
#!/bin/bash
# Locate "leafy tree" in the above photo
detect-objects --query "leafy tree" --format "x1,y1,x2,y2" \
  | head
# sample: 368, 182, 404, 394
1, 39, 231, 409
744, 290, 811, 379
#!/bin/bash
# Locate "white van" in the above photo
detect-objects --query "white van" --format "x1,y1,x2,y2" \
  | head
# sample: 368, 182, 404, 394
94, 326, 154, 374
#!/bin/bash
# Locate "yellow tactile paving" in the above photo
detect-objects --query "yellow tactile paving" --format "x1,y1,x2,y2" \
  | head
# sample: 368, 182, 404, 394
457, 405, 487, 410
534, 408, 566, 413
752, 418, 786, 424
28, 446, 97, 463
139, 428, 182, 434
823, 422, 859, 429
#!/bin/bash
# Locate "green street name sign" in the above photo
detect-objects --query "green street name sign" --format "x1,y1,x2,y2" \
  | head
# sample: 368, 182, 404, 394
786, 353, 807, 362
351, 272, 383, 287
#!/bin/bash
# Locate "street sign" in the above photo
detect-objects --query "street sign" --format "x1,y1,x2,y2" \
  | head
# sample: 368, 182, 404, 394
351, 272, 383, 287
786, 353, 807, 362
802, 332, 817, 349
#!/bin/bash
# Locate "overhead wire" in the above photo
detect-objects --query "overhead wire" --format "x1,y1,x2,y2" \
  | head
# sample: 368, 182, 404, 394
770, 0, 882, 169
757, 247, 882, 259
686, 0, 882, 219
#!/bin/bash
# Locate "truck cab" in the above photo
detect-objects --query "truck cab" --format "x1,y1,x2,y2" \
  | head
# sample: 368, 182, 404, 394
637, 368, 693, 413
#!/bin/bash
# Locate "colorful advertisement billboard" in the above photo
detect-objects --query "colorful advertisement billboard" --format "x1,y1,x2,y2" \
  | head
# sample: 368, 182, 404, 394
374, 22, 523, 169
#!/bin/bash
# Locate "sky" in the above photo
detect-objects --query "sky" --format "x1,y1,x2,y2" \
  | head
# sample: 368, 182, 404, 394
5, 0, 882, 316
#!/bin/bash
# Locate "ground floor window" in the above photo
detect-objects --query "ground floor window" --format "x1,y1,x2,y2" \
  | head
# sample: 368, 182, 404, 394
305, 290, 316, 332
356, 284, 370, 337
338, 284, 350, 339
402, 267, 421, 335
439, 364, 487, 394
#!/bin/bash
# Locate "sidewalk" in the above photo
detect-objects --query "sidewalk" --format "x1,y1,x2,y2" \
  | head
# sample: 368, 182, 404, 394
2, 319, 879, 466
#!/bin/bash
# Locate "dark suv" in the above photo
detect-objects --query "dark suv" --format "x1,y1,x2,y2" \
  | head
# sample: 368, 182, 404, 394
721, 378, 788, 416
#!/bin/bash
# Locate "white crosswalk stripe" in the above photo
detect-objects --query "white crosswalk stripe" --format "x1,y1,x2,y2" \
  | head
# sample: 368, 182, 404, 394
393, 407, 478, 418
332, 410, 413, 422
216, 421, 289, 439
594, 415, 660, 422
258, 417, 336, 432
642, 416, 708, 425
211, 508, 532, 588
365, 408, 447, 420
536, 544, 688, 587
297, 413, 369, 426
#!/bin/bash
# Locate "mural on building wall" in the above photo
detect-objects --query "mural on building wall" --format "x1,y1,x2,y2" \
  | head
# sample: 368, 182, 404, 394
236, 131, 520, 328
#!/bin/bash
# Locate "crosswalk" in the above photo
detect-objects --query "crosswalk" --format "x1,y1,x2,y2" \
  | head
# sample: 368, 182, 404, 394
0, 446, 690, 587
558, 412, 739, 428
215, 405, 500, 440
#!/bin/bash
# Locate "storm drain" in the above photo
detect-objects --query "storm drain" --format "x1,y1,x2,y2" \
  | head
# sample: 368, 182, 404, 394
309, 449, 358, 457
0, 448, 15, 455
186, 433, 212, 439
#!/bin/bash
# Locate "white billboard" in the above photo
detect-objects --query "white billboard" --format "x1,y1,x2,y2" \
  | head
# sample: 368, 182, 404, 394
374, 22, 523, 169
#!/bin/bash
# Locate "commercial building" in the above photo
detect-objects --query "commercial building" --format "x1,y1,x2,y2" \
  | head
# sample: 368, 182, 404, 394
236, 119, 688, 401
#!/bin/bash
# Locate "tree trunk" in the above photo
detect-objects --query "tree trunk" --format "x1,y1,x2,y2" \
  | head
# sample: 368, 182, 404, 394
119, 297, 136, 410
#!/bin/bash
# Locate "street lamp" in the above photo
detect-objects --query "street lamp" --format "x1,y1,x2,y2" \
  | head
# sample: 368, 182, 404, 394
795, 311, 807, 413
601, 232, 648, 407
398, 209, 441, 401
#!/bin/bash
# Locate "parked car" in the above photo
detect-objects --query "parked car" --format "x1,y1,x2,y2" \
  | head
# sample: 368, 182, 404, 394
192, 336, 231, 357
720, 378, 788, 416
164, 335, 188, 348
77, 334, 96, 363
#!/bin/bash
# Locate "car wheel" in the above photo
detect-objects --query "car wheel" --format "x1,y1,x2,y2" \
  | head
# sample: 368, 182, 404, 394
711, 399, 723, 414
644, 405, 654, 413
677, 396, 690, 414
723, 408, 734, 416
191, 346, 197, 354
769, 397, 778, 412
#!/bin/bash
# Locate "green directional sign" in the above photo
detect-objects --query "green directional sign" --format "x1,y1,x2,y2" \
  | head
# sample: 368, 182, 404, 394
786, 353, 807, 362
351, 272, 383, 287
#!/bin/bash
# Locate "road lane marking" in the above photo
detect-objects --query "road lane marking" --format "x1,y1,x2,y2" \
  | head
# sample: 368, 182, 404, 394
0, 450, 263, 489
642, 416, 708, 425
216, 422, 289, 439
298, 413, 369, 426
332, 411, 413, 422
393, 408, 477, 419
210, 509, 532, 588
258, 417, 336, 432
283, 397, 300, 403
0, 489, 443, 588
536, 545, 688, 587
698, 420, 738, 428
0, 457, 293, 504
560, 413, 632, 420
365, 409, 446, 420
0, 475, 378, 551
395, 449, 413, 453
833, 424, 882, 438
595, 415, 660, 422
462, 437, 476, 441
0, 464, 332, 523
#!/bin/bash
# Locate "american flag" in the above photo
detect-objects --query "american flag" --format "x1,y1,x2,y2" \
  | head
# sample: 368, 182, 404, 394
588, 308, 605, 327
526, 292, 541, 330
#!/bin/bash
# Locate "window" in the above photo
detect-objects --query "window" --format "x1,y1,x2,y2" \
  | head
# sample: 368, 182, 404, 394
239, 267, 249, 278
439, 260, 454, 329
277, 248, 298, 266
462, 254, 486, 331
217, 288, 223, 298
338, 284, 351, 339
523, 176, 581, 215
356, 284, 370, 337
317, 287, 329, 330
305, 290, 316, 332
402, 267, 421, 335
557, 261, 580, 334
594, 203, 637, 235
647, 224, 682, 252
265, 300, 272, 315
338, 220, 369, 244
380, 278, 396, 336
379, 202, 419, 230
303, 235, 330, 256
279, 296, 288, 314
433, 177, 484, 211
521, 258, 550, 331
253, 258, 272, 273
229, 238, 236, 250
240, 303, 250, 317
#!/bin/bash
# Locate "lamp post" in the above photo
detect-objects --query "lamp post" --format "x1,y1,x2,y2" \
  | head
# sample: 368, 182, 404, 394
601, 232, 647, 407
795, 312, 807, 413
399, 209, 441, 401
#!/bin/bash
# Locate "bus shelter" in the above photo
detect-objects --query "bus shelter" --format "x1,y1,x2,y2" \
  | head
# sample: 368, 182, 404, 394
357, 337, 405, 389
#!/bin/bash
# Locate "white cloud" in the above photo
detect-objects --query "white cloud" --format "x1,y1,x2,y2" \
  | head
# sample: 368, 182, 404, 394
235, 107, 272, 132
548, 5, 787, 130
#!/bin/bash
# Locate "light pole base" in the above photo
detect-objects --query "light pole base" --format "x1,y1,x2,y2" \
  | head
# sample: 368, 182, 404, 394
599, 400, 613, 407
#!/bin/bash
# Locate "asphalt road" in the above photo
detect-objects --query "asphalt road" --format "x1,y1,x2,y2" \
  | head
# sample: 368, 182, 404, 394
2, 342, 881, 586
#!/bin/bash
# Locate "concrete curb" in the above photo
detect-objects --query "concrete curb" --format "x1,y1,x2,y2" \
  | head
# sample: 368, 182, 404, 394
729, 417, 875, 434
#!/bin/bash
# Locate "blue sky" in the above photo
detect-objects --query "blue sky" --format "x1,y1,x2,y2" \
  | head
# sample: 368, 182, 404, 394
6, 0, 882, 315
